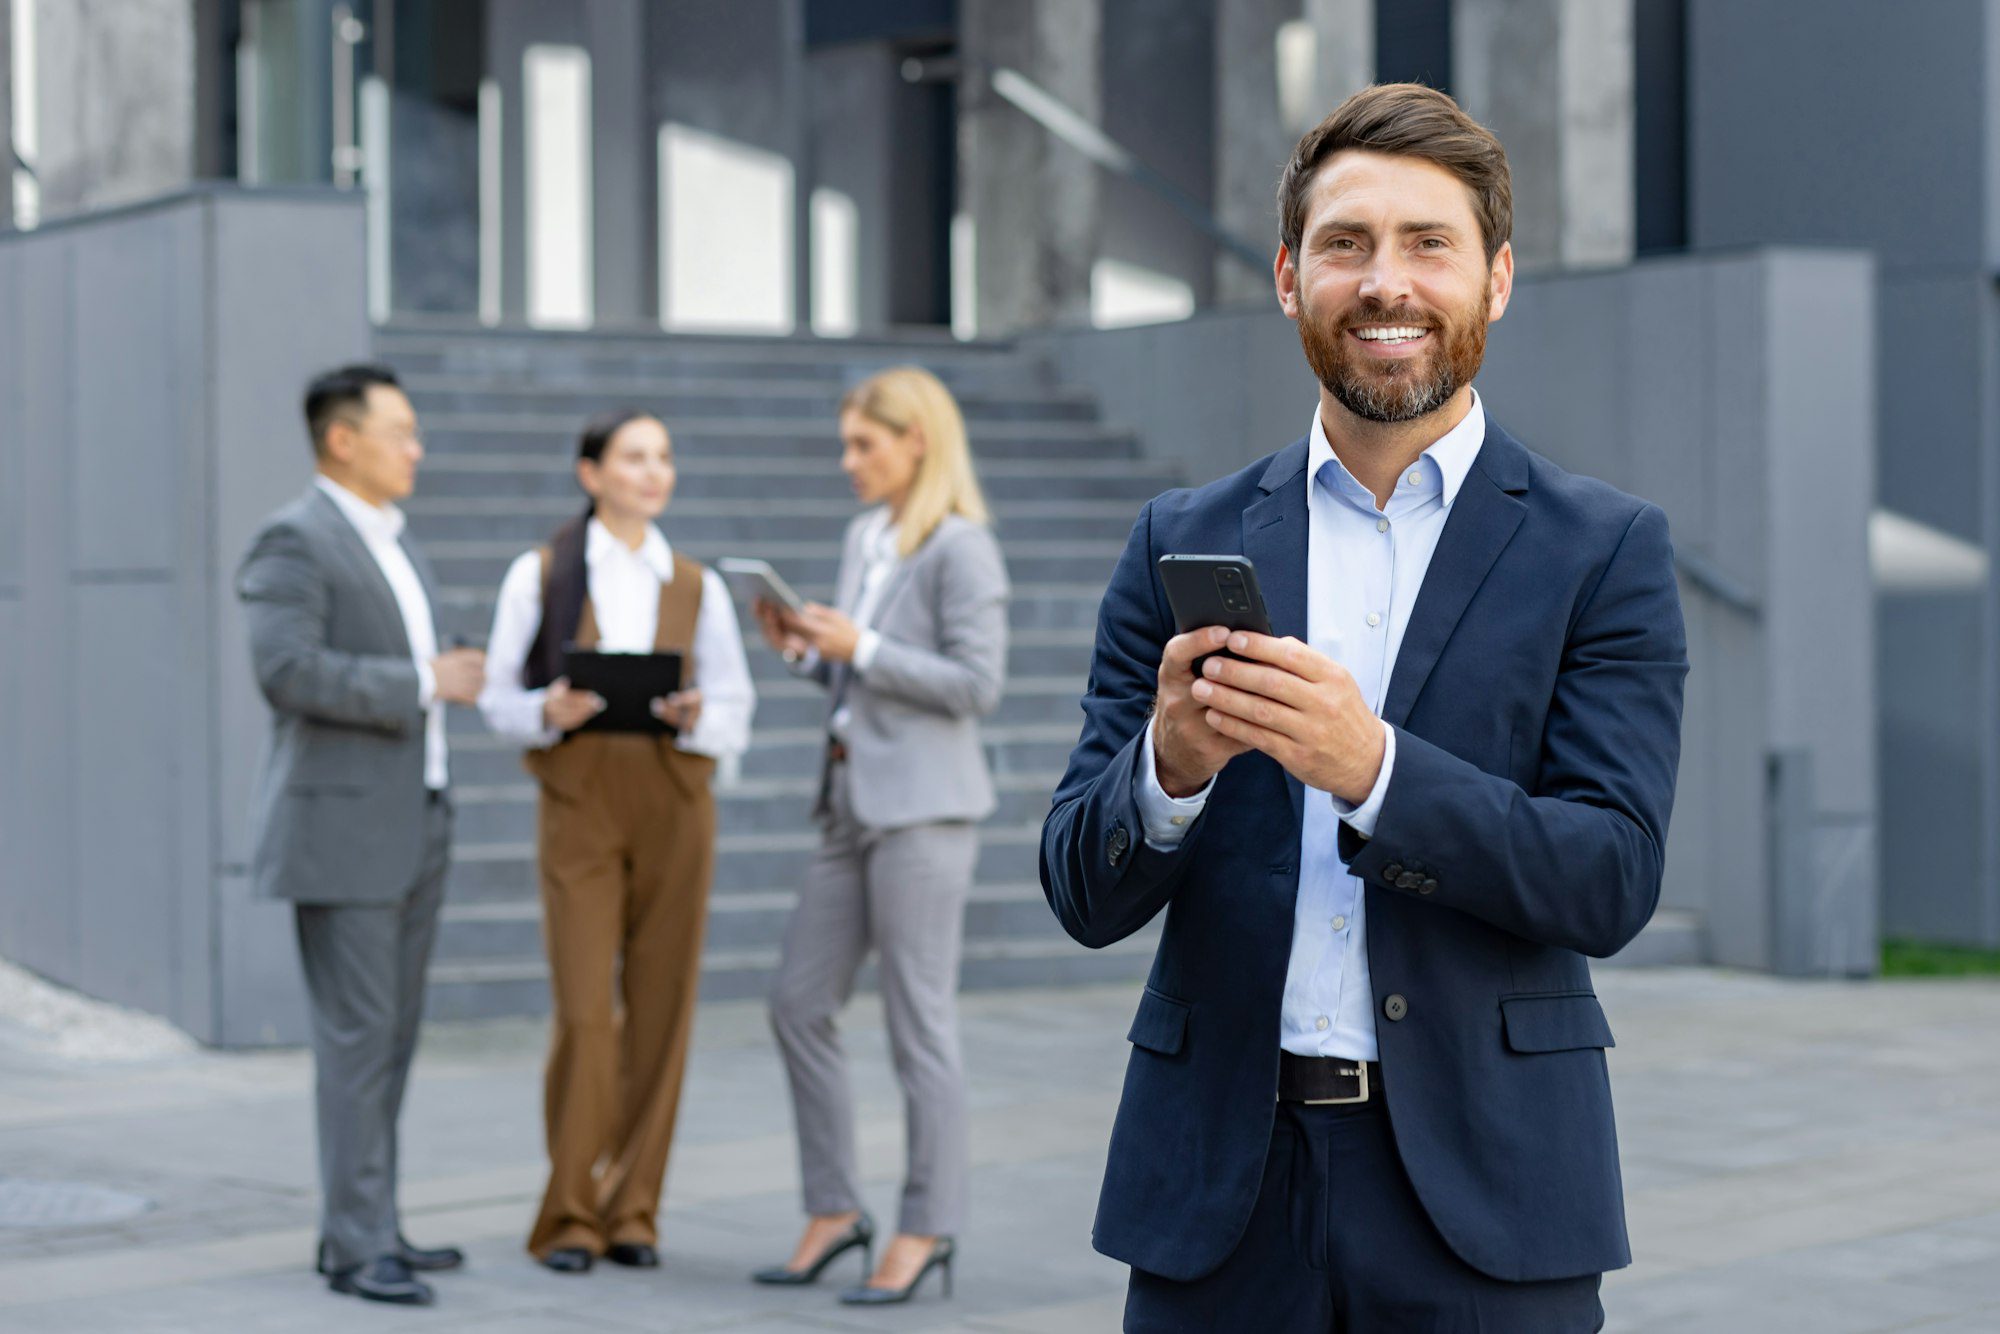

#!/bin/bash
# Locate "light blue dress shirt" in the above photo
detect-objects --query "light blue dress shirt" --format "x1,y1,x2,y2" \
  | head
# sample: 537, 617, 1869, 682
1136, 392, 1488, 1060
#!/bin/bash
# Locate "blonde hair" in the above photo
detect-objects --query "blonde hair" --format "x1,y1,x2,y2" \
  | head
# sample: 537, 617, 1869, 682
841, 366, 992, 557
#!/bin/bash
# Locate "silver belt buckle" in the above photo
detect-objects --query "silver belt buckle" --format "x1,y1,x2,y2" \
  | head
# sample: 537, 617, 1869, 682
1303, 1063, 1369, 1106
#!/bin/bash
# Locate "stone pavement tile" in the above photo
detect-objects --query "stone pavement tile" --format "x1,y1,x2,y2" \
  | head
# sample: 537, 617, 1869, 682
1604, 1262, 1971, 1334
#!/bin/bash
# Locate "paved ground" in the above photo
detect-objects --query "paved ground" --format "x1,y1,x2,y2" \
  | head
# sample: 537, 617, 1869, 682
0, 967, 1997, 1332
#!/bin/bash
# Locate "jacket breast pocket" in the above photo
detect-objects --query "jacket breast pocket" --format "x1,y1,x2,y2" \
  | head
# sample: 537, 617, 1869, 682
1126, 987, 1191, 1056
1499, 992, 1615, 1053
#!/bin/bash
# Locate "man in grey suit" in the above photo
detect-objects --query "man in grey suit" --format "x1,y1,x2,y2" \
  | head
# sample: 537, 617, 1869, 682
238, 364, 486, 1307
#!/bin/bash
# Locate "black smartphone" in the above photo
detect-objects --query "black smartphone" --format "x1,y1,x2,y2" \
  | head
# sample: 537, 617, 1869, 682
1157, 554, 1274, 677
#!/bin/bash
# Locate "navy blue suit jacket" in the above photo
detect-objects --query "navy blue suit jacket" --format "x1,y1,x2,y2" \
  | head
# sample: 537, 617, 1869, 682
1041, 419, 1688, 1284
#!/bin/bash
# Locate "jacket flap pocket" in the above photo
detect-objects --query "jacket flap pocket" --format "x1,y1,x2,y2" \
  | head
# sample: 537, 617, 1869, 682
1500, 993, 1615, 1053
1126, 987, 1190, 1056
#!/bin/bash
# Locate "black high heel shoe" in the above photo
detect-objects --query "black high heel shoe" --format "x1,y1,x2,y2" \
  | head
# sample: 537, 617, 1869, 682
837, 1236, 954, 1306
751, 1212, 875, 1286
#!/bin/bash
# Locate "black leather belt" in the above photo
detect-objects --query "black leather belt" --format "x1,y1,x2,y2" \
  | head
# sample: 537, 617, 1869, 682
1278, 1052, 1380, 1105
826, 738, 849, 765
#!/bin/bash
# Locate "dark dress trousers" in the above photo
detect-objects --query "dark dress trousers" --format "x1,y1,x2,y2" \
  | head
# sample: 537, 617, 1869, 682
1041, 422, 1688, 1306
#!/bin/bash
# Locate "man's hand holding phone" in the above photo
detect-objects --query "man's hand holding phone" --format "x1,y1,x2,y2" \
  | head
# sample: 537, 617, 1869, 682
1183, 632, 1386, 805
1153, 626, 1255, 797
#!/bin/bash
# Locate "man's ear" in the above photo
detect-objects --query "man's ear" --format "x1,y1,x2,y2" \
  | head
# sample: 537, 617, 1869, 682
1274, 244, 1301, 320
1485, 240, 1515, 323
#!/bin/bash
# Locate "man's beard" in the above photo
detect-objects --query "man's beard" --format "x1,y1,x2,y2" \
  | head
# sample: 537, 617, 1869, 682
1297, 283, 1490, 425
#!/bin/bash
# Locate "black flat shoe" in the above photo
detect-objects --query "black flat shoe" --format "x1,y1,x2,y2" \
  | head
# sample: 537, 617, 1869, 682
838, 1237, 954, 1306
540, 1247, 595, 1274
328, 1255, 436, 1305
606, 1242, 659, 1268
397, 1233, 466, 1272
751, 1212, 875, 1285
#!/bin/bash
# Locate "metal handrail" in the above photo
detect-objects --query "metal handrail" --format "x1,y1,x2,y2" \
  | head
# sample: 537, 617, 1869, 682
1673, 548, 1760, 617
905, 56, 1269, 276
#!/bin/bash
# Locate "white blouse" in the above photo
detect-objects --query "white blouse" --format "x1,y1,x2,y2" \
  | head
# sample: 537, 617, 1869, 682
479, 518, 756, 758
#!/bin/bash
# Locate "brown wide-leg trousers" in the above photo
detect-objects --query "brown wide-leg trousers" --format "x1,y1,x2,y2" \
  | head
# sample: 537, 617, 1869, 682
525, 733, 716, 1258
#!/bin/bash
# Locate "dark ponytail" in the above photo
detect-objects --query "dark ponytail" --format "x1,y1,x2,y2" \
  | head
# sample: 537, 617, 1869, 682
523, 409, 657, 689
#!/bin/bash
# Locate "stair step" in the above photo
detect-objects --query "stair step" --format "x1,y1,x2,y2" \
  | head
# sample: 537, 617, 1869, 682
366, 326, 1158, 1019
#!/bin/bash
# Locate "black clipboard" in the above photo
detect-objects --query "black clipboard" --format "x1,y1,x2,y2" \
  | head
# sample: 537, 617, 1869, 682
562, 646, 684, 736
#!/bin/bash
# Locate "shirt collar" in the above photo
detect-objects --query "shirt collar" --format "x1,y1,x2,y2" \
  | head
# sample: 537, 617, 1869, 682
586, 515, 675, 581
1306, 389, 1487, 512
315, 474, 407, 543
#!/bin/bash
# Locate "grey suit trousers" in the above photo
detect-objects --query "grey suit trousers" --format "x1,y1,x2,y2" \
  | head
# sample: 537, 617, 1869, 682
769, 763, 978, 1236
295, 796, 452, 1271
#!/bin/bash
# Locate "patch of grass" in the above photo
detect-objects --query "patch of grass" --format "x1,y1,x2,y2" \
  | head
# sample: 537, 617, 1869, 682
1881, 938, 2000, 977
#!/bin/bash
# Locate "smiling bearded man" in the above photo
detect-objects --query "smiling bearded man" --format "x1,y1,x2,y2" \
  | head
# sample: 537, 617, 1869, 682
1041, 82, 1688, 1333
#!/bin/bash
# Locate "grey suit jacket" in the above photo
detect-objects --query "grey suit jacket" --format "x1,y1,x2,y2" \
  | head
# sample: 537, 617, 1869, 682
238, 486, 443, 904
812, 511, 1010, 830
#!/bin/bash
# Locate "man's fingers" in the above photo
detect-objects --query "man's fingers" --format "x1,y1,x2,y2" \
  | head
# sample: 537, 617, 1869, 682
1162, 626, 1231, 674
1224, 632, 1331, 681
1200, 654, 1315, 709
1201, 706, 1291, 759
1191, 677, 1304, 738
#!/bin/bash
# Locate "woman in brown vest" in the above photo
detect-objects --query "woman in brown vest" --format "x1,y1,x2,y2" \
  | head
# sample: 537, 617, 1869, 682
479, 410, 755, 1274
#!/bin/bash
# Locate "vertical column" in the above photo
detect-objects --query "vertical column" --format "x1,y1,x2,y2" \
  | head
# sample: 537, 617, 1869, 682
958, 0, 1102, 334
27, 0, 197, 217
1452, 0, 1633, 271
1, 0, 14, 229
586, 0, 652, 327
1212, 0, 1373, 304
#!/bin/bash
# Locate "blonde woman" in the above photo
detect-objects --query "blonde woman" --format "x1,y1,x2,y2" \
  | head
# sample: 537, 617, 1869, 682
751, 367, 1009, 1305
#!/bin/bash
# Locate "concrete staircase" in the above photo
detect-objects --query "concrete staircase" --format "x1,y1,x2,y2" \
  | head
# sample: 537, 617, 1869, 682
373, 327, 1174, 1020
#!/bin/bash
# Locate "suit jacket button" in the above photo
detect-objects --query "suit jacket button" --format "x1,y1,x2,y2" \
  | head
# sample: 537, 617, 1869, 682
1396, 871, 1422, 890
1419, 878, 1438, 894
1382, 863, 1405, 884
1108, 824, 1130, 866
1383, 994, 1408, 1022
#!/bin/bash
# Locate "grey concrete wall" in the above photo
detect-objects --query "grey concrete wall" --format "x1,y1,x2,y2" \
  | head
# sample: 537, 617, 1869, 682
1687, 0, 1997, 946
1028, 248, 1880, 973
23, 0, 196, 218
959, 0, 1102, 334
0, 187, 371, 1044
1097, 0, 1217, 312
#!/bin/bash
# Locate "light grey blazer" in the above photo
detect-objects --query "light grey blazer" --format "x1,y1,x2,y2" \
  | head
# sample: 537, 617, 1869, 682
237, 487, 441, 904
811, 511, 1010, 830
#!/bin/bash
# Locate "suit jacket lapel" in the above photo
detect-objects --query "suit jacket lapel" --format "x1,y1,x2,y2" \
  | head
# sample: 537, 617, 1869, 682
311, 488, 412, 655
1380, 422, 1531, 729
1243, 439, 1311, 829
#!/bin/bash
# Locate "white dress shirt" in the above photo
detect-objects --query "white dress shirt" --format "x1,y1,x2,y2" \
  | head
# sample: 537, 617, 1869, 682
1136, 392, 1488, 1061
314, 475, 449, 790
828, 507, 899, 739
479, 517, 756, 758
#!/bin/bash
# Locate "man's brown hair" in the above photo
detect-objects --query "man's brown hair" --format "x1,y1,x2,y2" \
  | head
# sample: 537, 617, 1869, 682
1277, 83, 1513, 262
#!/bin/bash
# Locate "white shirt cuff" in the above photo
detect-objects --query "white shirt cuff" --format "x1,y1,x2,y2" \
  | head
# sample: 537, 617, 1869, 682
416, 659, 437, 709
1330, 720, 1395, 838
1135, 718, 1214, 849
852, 629, 883, 675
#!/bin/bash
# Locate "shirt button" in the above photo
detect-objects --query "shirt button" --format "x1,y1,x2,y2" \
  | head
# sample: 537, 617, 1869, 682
1406, 470, 1421, 486
1366, 612, 1382, 628
1331, 915, 1347, 931
1169, 815, 1187, 826
1377, 518, 1389, 533
1315, 1016, 1330, 1031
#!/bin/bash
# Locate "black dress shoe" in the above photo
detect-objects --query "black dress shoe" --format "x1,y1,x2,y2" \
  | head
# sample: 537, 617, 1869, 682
328, 1255, 436, 1306
318, 1235, 466, 1275
838, 1237, 954, 1306
397, 1234, 466, 1272
605, 1242, 659, 1268
540, 1247, 595, 1274
751, 1212, 875, 1285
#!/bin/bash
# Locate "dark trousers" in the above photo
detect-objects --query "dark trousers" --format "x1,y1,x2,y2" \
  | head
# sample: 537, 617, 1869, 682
1124, 1098, 1604, 1333
295, 796, 452, 1272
